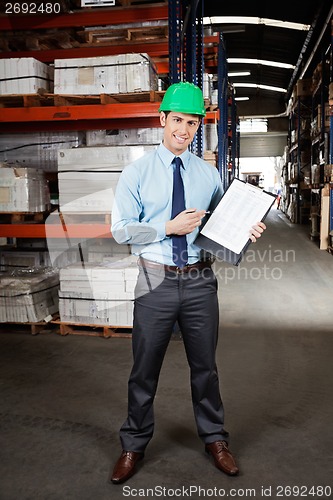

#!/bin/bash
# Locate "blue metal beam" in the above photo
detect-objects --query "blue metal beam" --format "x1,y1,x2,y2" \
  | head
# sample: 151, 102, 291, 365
168, 0, 182, 84
217, 32, 228, 190
229, 88, 238, 181
182, 0, 204, 157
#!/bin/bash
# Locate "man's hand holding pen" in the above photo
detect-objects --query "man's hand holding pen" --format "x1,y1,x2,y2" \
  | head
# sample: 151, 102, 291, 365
166, 208, 206, 236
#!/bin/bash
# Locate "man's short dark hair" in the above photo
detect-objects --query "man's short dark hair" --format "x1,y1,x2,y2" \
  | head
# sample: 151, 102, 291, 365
162, 110, 202, 122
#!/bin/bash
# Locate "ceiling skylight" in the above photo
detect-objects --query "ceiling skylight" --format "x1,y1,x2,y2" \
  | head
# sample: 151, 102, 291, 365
233, 83, 287, 93
227, 58, 295, 70
203, 16, 310, 31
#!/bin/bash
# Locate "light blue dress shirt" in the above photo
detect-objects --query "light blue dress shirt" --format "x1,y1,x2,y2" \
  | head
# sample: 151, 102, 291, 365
111, 142, 224, 265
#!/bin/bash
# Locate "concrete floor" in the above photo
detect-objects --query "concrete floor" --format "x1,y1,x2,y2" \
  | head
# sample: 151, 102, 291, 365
1, 208, 333, 500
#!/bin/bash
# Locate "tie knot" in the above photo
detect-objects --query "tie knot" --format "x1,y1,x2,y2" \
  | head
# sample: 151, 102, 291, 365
174, 157, 183, 169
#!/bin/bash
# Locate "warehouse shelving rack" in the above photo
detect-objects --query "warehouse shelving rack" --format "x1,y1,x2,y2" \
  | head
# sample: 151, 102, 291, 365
328, 20, 333, 246
168, 0, 205, 157
0, 0, 221, 240
283, 15, 333, 253
309, 49, 331, 240
0, 4, 169, 62
288, 92, 312, 224
215, 32, 239, 191
0, 0, 229, 334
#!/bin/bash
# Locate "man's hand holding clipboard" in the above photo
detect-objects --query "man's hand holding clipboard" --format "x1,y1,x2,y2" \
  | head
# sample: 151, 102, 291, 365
250, 221, 267, 243
195, 178, 276, 265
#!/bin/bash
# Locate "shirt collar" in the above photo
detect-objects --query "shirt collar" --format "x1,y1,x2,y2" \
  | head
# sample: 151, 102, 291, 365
157, 142, 190, 170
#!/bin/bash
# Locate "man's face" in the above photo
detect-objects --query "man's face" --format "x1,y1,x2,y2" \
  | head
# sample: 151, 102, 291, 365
160, 111, 201, 155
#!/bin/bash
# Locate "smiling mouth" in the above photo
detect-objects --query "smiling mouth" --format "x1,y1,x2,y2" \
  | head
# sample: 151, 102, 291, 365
174, 134, 187, 143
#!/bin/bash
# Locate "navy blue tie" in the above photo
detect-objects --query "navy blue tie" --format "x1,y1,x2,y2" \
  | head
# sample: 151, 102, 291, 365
171, 157, 188, 268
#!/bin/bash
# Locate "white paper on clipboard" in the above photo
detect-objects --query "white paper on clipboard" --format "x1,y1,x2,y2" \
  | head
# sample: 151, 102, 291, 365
200, 178, 276, 255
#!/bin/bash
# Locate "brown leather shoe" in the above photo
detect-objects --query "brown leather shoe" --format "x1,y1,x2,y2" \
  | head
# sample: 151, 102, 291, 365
205, 440, 239, 476
111, 450, 144, 484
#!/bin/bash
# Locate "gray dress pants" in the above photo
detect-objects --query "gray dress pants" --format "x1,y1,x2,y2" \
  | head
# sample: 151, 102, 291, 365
119, 261, 228, 452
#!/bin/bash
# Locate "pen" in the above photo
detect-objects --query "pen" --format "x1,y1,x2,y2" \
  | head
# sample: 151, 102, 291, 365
186, 210, 212, 214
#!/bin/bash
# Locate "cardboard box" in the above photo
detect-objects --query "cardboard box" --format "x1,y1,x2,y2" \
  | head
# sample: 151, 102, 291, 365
320, 184, 330, 250
317, 103, 331, 129
54, 53, 158, 95
329, 82, 333, 101
0, 165, 50, 212
0, 246, 80, 271
203, 73, 212, 103
57, 145, 155, 212
58, 145, 155, 172
312, 62, 323, 91
0, 132, 84, 172
58, 259, 138, 326
86, 128, 163, 147
0, 268, 59, 323
87, 240, 131, 261
0, 57, 54, 95
324, 164, 333, 183
311, 164, 321, 185
58, 171, 121, 212
203, 151, 216, 167
204, 124, 218, 152
59, 260, 138, 284
0, 249, 51, 270
59, 297, 133, 326
296, 78, 312, 97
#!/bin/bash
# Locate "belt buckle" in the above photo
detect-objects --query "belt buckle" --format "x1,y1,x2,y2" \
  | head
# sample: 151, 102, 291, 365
176, 265, 189, 274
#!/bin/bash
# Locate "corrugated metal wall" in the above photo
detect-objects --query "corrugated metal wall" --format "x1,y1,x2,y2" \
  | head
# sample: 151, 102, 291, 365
240, 132, 287, 157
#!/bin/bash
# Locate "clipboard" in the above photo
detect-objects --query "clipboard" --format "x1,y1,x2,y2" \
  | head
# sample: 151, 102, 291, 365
195, 178, 277, 266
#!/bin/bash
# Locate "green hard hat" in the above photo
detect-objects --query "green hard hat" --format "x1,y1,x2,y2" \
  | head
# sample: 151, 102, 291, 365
159, 82, 206, 117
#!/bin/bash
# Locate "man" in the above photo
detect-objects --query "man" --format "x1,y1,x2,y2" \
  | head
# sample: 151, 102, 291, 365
111, 82, 265, 484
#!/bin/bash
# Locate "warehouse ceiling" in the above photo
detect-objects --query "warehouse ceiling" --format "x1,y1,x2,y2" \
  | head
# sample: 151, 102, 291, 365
203, 0, 333, 117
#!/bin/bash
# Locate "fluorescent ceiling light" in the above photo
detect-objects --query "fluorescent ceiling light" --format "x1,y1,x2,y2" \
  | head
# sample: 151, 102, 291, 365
228, 71, 251, 77
233, 83, 287, 93
203, 16, 310, 31
227, 58, 294, 70
235, 97, 250, 101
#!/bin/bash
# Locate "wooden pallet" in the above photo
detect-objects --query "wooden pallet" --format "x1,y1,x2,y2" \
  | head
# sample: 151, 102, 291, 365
58, 212, 112, 225
81, 24, 168, 46
0, 211, 50, 224
0, 316, 132, 338
0, 318, 55, 336
0, 90, 165, 108
52, 320, 181, 340
205, 103, 218, 111
0, 317, 184, 340
53, 90, 164, 106
51, 317, 132, 338
0, 92, 55, 108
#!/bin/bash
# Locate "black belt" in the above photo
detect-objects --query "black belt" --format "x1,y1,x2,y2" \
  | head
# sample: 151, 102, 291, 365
139, 258, 212, 275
